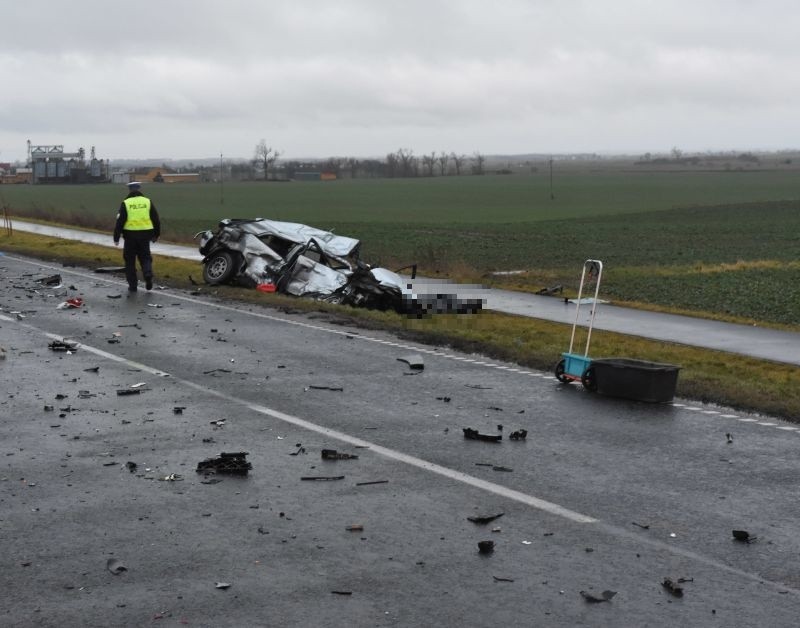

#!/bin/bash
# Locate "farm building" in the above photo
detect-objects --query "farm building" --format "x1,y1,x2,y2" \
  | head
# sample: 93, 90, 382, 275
27, 142, 108, 184
128, 167, 200, 184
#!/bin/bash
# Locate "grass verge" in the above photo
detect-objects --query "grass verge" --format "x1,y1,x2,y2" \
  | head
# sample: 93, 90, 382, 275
2, 230, 798, 422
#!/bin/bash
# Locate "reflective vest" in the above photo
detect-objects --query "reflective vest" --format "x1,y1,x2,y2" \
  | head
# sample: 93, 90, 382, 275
123, 197, 154, 230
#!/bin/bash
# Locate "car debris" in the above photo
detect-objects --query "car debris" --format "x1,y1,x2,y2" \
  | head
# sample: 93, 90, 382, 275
56, 297, 84, 310
732, 529, 757, 543
468, 513, 504, 525
300, 475, 345, 481
493, 576, 515, 583
106, 558, 127, 575
306, 385, 344, 392
355, 480, 388, 486
661, 578, 684, 597
48, 339, 78, 352
477, 540, 495, 554
116, 389, 141, 396
215, 582, 231, 590
194, 218, 483, 315
397, 355, 425, 370
321, 449, 359, 460
345, 524, 364, 532
196, 452, 252, 475
580, 590, 617, 603
509, 429, 528, 440
463, 428, 502, 442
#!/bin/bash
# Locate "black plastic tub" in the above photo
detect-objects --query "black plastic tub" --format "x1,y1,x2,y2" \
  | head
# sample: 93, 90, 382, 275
587, 358, 681, 403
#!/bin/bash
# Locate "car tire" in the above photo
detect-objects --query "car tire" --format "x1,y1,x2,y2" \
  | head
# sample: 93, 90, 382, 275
203, 251, 237, 285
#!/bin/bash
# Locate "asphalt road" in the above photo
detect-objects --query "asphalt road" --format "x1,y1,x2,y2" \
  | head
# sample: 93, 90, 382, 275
11, 219, 800, 366
3, 253, 800, 627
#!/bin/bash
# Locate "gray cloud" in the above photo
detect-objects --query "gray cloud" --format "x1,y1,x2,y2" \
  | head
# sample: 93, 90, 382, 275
1, 1, 798, 161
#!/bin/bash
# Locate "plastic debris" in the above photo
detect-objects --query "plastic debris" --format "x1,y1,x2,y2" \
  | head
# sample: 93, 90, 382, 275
196, 452, 252, 475
732, 529, 757, 543
661, 578, 684, 597
463, 428, 502, 442
106, 558, 127, 575
215, 582, 231, 590
580, 590, 617, 603
48, 339, 78, 352
478, 541, 495, 554
468, 513, 504, 525
397, 355, 425, 370
321, 449, 359, 460
345, 524, 364, 532
57, 297, 84, 310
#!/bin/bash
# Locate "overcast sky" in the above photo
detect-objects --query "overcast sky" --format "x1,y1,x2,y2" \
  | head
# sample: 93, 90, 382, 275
1, 0, 797, 162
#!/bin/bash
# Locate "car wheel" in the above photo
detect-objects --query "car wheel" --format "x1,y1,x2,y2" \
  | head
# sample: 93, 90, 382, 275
203, 251, 236, 285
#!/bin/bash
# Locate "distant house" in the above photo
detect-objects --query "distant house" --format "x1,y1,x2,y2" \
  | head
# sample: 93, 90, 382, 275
158, 172, 200, 184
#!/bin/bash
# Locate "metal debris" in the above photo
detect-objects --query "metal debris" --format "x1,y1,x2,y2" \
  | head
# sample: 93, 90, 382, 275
48, 339, 78, 352
509, 429, 528, 440
301, 475, 345, 481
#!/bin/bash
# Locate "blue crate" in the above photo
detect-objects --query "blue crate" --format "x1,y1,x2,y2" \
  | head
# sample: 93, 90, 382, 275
561, 352, 592, 378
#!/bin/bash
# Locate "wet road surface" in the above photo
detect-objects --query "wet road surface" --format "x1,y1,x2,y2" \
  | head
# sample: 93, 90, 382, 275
11, 219, 800, 366
2, 253, 800, 627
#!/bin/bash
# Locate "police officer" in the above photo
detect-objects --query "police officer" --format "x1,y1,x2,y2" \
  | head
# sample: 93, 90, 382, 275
113, 181, 161, 292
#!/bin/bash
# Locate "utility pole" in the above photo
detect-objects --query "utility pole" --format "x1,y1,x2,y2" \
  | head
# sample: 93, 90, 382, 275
220, 152, 224, 206
549, 156, 555, 200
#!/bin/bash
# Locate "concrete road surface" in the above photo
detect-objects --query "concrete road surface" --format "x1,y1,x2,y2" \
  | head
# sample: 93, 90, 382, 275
2, 253, 800, 627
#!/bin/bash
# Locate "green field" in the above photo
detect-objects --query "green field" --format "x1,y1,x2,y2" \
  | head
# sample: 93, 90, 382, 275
2, 169, 800, 326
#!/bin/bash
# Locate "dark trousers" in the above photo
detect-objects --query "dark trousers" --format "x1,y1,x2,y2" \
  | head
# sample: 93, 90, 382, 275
122, 237, 153, 288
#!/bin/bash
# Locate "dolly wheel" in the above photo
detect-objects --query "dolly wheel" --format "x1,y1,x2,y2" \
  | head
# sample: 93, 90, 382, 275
555, 359, 571, 383
581, 366, 597, 392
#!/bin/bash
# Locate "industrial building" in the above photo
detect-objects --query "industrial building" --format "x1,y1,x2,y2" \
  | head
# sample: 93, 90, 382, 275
27, 141, 108, 184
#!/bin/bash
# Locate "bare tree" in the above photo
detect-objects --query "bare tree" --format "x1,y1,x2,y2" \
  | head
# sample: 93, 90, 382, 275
254, 139, 280, 181
437, 151, 449, 176
422, 152, 436, 177
396, 148, 417, 177
472, 151, 485, 175
450, 152, 466, 176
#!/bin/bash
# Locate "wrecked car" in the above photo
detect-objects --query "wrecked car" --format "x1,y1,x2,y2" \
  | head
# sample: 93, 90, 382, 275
195, 218, 483, 315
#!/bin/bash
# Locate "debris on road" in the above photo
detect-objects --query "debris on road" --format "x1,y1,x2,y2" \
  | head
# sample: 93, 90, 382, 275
195, 218, 482, 315
726, 433, 734, 444
173, 406, 186, 414
125, 462, 137, 473
397, 355, 425, 370
38, 274, 63, 286
196, 452, 252, 476
321, 449, 359, 460
48, 339, 78, 352
492, 466, 513, 472
468, 513, 504, 525
345, 524, 364, 532
463, 428, 502, 443
477, 540, 495, 554
331, 591, 353, 596
356, 480, 388, 486
116, 389, 141, 396
631, 521, 650, 530
732, 529, 757, 543
56, 297, 84, 310
215, 582, 231, 590
509, 429, 528, 440
106, 558, 127, 575
580, 590, 617, 603
493, 576, 515, 583
301, 475, 345, 481
306, 385, 344, 392
661, 578, 684, 597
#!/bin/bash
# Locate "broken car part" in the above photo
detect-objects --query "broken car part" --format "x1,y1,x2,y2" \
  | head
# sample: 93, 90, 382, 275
196, 452, 252, 475
463, 428, 502, 443
321, 449, 359, 460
